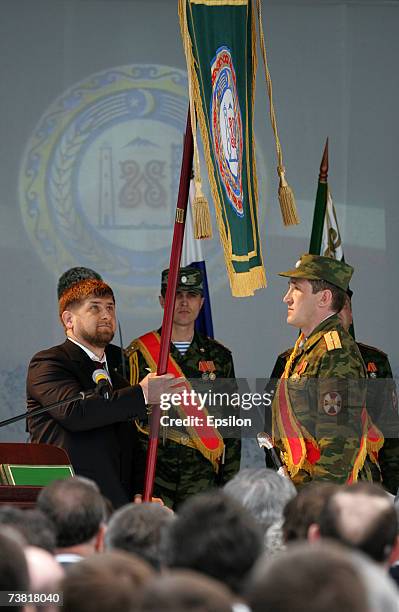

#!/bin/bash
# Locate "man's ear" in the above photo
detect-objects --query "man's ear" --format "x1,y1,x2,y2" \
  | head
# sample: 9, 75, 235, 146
159, 295, 165, 309
307, 522, 321, 542
318, 289, 332, 308
61, 310, 74, 330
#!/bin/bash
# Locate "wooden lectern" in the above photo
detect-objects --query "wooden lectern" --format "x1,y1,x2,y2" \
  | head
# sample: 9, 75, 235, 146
0, 443, 73, 508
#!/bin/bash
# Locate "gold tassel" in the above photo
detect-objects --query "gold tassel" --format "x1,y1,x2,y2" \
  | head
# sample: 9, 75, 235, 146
278, 166, 300, 226
193, 182, 213, 239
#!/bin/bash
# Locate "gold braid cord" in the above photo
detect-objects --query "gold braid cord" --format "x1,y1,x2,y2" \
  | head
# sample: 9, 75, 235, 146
255, 0, 300, 226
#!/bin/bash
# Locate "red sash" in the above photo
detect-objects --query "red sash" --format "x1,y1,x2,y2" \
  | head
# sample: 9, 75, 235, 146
273, 377, 320, 477
137, 331, 224, 470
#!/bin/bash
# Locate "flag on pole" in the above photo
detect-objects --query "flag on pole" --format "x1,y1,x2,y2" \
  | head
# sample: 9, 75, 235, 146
309, 138, 344, 260
182, 178, 215, 338
309, 138, 354, 337
179, 0, 267, 297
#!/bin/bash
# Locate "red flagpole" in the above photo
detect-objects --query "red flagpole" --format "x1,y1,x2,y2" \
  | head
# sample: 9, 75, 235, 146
142, 109, 193, 501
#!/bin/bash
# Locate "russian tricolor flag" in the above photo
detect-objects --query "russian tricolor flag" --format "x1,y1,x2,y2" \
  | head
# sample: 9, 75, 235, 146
182, 179, 214, 339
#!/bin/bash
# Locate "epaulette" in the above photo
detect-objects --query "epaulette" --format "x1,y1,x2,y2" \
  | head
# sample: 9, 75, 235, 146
323, 330, 342, 351
357, 342, 388, 358
125, 339, 139, 358
279, 348, 293, 360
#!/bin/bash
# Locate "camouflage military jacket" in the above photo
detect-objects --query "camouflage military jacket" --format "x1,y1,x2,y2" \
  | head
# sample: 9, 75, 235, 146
268, 337, 398, 491
357, 342, 398, 494
272, 314, 368, 485
125, 329, 241, 503
126, 328, 235, 382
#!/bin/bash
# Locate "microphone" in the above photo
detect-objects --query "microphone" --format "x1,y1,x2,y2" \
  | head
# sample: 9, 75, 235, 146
256, 431, 289, 479
92, 369, 112, 400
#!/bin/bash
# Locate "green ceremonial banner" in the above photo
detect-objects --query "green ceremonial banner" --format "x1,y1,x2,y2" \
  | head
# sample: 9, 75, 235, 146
179, 0, 266, 297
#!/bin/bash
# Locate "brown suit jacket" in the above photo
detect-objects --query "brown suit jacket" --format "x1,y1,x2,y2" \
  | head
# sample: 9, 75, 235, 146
27, 340, 146, 507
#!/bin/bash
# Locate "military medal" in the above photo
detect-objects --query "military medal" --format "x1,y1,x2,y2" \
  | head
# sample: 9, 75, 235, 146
199, 360, 216, 380
367, 362, 378, 378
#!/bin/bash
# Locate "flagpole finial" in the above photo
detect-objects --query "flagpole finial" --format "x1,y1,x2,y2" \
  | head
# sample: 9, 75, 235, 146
319, 138, 329, 183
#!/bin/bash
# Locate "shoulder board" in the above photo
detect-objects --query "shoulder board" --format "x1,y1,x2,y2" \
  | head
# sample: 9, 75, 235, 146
323, 330, 342, 351
125, 339, 139, 357
280, 348, 293, 360
357, 342, 388, 358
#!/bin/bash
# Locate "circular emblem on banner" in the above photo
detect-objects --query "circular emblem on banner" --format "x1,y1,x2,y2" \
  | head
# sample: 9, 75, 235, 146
210, 46, 244, 218
322, 392, 342, 416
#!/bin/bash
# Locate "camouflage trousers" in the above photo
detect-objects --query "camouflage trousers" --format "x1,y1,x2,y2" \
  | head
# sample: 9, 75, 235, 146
136, 431, 241, 510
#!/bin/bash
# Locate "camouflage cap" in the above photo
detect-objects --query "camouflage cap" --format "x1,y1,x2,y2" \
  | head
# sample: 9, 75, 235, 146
57, 266, 102, 299
278, 254, 353, 292
161, 266, 203, 296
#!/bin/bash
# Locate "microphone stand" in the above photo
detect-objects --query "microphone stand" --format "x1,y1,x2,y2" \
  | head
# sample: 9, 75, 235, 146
0, 390, 96, 430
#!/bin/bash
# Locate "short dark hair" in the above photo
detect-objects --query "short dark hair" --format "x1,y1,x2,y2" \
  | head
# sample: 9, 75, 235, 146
59, 278, 114, 320
246, 541, 368, 612
318, 483, 397, 563
0, 531, 30, 611
165, 491, 263, 594
138, 570, 234, 612
37, 477, 106, 548
309, 279, 346, 312
105, 503, 174, 570
283, 482, 339, 542
62, 551, 154, 612
0, 506, 56, 553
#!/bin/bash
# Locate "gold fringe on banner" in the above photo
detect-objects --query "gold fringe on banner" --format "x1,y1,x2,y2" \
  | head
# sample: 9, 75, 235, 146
180, 0, 212, 239
255, 0, 300, 226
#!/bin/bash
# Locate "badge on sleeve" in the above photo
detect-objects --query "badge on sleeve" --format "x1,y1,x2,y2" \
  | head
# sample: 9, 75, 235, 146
323, 392, 342, 416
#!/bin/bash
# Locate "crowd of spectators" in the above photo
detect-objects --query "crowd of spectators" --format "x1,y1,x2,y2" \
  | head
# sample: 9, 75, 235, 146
1, 469, 399, 611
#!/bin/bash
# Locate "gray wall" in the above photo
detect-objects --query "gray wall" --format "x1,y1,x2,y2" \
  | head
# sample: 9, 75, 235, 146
0, 0, 398, 445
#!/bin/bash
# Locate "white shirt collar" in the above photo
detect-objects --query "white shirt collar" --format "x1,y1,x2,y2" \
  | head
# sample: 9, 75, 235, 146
67, 337, 109, 369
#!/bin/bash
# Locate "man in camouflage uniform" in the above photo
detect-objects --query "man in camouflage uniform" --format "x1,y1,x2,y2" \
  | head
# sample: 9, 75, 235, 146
125, 266, 241, 509
266, 287, 398, 492
270, 254, 379, 486
338, 292, 399, 493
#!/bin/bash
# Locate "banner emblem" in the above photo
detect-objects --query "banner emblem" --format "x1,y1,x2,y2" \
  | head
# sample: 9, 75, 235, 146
211, 46, 243, 218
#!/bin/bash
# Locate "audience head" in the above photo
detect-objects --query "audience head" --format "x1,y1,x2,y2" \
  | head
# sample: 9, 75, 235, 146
224, 467, 296, 532
105, 502, 174, 570
0, 506, 56, 552
246, 541, 369, 612
62, 551, 154, 612
138, 570, 235, 612
25, 546, 64, 593
224, 467, 296, 553
316, 482, 397, 564
165, 490, 263, 594
37, 477, 106, 551
283, 482, 339, 542
0, 531, 30, 611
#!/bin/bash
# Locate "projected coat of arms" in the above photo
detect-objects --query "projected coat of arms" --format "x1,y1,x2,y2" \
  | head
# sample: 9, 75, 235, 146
19, 65, 192, 313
